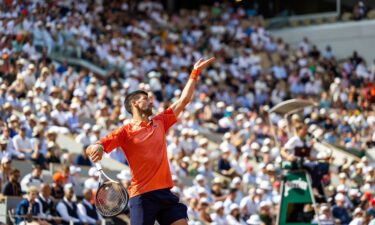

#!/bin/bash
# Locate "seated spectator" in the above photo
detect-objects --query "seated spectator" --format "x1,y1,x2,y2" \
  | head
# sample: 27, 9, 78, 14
77, 189, 103, 225
12, 126, 33, 159
20, 164, 44, 192
51, 172, 65, 200
2, 168, 22, 196
332, 193, 351, 225
226, 203, 247, 225
36, 183, 62, 225
15, 186, 50, 225
31, 147, 48, 170
45, 142, 61, 164
74, 145, 92, 167
56, 183, 83, 225
218, 149, 237, 178
0, 157, 12, 190
84, 167, 100, 191
211, 201, 228, 224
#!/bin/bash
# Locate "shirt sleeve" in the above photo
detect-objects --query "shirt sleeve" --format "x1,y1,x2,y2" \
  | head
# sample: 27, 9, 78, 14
153, 108, 177, 132
98, 126, 127, 153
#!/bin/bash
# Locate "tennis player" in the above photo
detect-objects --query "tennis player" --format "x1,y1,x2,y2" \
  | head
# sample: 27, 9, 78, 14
86, 57, 215, 225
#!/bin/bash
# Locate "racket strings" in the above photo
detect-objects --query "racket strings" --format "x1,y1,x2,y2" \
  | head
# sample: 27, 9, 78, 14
95, 182, 128, 217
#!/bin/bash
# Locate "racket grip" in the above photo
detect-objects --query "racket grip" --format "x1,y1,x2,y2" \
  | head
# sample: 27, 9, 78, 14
95, 163, 103, 171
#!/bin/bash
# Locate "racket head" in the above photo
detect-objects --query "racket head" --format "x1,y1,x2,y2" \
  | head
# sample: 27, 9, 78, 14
95, 180, 129, 217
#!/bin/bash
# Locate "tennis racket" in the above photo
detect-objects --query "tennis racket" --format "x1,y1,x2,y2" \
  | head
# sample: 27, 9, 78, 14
94, 163, 129, 217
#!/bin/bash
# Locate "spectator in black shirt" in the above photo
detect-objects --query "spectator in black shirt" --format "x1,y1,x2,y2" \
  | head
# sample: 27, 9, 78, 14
2, 168, 22, 196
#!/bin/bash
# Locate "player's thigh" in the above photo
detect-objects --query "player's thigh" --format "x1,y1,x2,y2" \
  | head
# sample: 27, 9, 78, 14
156, 202, 188, 225
129, 195, 159, 225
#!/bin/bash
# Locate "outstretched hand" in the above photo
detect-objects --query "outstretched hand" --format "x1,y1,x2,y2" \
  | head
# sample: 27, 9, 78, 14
193, 57, 215, 71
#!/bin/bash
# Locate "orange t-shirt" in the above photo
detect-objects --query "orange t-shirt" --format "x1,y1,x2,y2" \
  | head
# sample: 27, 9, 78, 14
98, 108, 177, 197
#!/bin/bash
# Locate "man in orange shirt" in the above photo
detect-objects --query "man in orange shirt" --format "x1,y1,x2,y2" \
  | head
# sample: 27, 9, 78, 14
86, 57, 215, 225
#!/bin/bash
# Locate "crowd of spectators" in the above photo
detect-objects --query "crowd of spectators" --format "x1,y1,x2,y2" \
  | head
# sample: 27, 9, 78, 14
0, 0, 375, 225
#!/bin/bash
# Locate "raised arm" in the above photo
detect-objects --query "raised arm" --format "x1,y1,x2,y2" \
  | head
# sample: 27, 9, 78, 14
170, 57, 215, 117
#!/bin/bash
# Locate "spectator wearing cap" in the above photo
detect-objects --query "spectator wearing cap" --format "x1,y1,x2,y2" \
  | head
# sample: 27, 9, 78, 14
351, 164, 364, 187
75, 123, 91, 147
198, 197, 212, 223
66, 103, 81, 133
51, 172, 65, 200
74, 145, 93, 167
211, 177, 226, 202
117, 170, 131, 189
258, 201, 274, 225
247, 214, 263, 225
77, 188, 103, 225
2, 168, 21, 196
349, 208, 365, 225
0, 157, 12, 189
220, 132, 237, 156
56, 183, 83, 225
20, 164, 44, 192
190, 174, 211, 200
197, 157, 214, 180
332, 193, 351, 225
45, 142, 61, 164
15, 186, 49, 225
211, 201, 228, 225
0, 128, 24, 159
316, 204, 335, 225
12, 125, 33, 159
227, 203, 247, 225
240, 188, 262, 218
187, 198, 200, 222
89, 125, 101, 143
84, 167, 100, 191
51, 100, 67, 127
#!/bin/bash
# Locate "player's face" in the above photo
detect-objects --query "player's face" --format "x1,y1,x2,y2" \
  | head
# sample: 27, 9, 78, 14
135, 94, 153, 116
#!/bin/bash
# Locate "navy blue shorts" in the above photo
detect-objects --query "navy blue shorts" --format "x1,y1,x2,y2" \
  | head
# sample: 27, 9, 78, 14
128, 188, 188, 225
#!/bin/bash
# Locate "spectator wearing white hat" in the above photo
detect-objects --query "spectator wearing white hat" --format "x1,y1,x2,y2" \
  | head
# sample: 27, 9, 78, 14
89, 125, 101, 143
240, 188, 262, 218
220, 132, 237, 156
315, 204, 335, 225
332, 193, 351, 225
197, 197, 212, 223
218, 148, 237, 178
117, 169, 131, 189
211, 201, 228, 225
227, 203, 247, 225
349, 208, 365, 225
0, 129, 24, 159
84, 167, 100, 191
75, 123, 91, 147
197, 157, 214, 180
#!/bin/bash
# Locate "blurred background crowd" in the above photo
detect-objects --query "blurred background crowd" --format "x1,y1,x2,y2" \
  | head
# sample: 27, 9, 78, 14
0, 0, 375, 225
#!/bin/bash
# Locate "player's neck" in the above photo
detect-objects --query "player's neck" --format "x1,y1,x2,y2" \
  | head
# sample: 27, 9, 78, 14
131, 113, 149, 124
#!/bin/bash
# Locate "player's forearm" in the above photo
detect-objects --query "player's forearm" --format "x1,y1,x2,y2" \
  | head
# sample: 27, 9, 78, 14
179, 76, 197, 106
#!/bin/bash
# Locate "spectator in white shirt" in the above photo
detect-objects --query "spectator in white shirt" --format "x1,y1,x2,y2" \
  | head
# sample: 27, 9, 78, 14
20, 164, 44, 192
78, 189, 102, 225
12, 126, 33, 159
84, 167, 100, 191
56, 183, 83, 225
227, 203, 247, 225
211, 201, 228, 225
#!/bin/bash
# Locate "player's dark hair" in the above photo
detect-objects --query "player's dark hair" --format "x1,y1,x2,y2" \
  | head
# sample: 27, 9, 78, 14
124, 90, 148, 115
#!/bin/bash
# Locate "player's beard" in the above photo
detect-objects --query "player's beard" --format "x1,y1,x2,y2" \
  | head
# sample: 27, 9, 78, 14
138, 105, 153, 117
